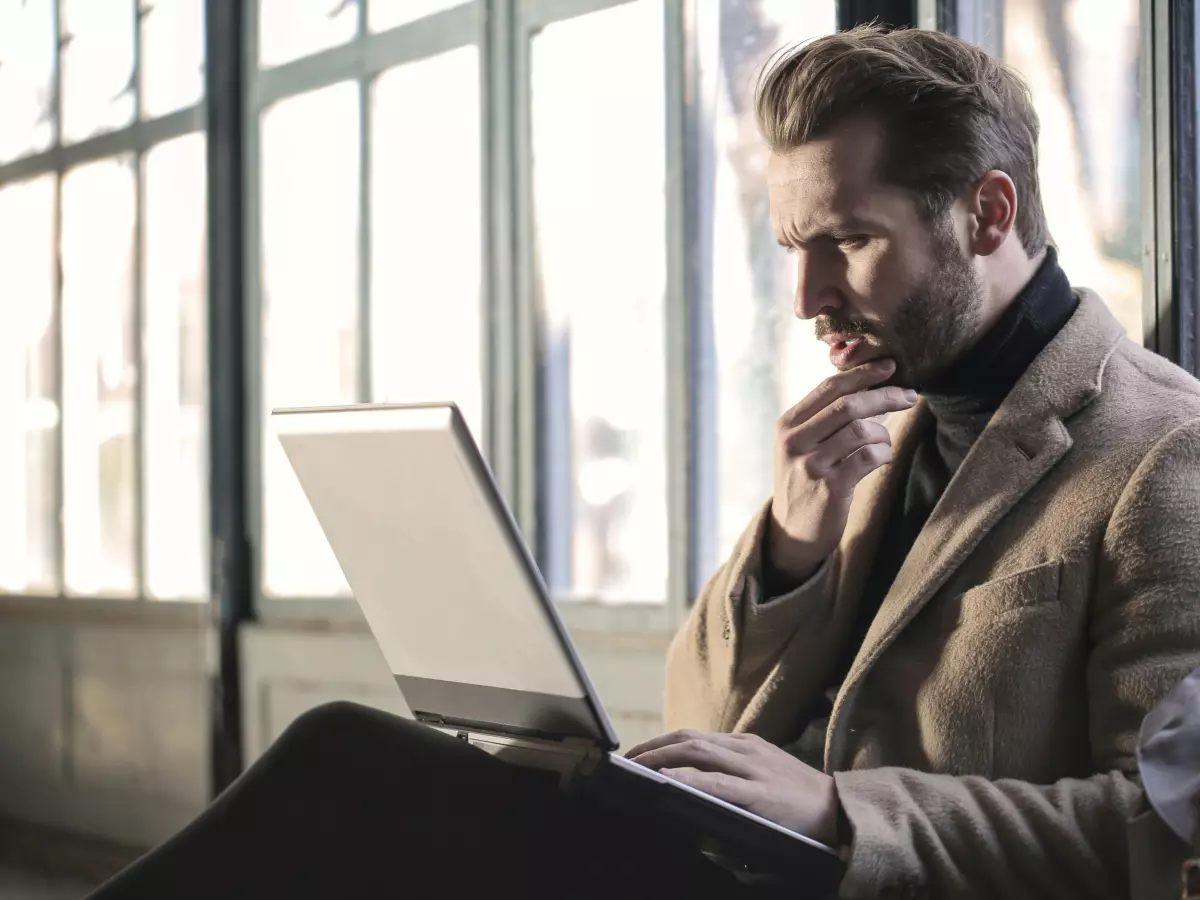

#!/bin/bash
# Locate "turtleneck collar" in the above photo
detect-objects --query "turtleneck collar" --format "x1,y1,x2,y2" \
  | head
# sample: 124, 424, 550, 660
923, 246, 1078, 412
918, 247, 1078, 472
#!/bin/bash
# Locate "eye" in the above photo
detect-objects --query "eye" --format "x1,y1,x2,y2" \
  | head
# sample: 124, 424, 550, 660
836, 235, 869, 250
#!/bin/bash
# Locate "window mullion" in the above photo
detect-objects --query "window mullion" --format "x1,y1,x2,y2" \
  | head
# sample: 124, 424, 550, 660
483, 0, 518, 488
133, 0, 148, 599
358, 78, 373, 402
663, 0, 691, 619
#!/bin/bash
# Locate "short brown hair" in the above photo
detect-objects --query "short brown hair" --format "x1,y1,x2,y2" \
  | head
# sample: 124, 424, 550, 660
756, 25, 1049, 254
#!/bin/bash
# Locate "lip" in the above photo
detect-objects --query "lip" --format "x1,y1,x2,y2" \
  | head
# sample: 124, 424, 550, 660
823, 334, 877, 370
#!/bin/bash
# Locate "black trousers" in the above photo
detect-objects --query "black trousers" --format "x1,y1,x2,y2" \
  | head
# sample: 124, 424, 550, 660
88, 702, 773, 900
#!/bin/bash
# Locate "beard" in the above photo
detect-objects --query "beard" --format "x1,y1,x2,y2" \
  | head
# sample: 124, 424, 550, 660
815, 218, 987, 390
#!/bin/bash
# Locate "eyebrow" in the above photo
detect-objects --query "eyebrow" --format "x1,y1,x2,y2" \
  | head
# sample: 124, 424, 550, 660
777, 222, 875, 247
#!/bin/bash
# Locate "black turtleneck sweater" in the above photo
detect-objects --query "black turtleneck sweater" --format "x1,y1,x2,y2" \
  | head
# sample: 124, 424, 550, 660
780, 248, 1079, 768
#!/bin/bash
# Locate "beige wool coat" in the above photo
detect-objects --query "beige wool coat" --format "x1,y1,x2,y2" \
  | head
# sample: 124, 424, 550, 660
665, 292, 1200, 899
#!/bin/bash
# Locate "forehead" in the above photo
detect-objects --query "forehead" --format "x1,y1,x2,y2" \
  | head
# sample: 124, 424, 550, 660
766, 117, 913, 235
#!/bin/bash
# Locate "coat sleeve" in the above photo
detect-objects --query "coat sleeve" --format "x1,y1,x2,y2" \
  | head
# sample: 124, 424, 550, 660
664, 501, 842, 734
832, 420, 1200, 900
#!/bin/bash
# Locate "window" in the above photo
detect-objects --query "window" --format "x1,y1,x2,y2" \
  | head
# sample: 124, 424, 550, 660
370, 46, 484, 438
370, 0, 469, 32
1001, 0, 1143, 341
251, 2, 485, 605
530, 0, 669, 603
260, 84, 360, 598
694, 0, 839, 577
259, 0, 358, 69
0, 0, 207, 601
61, 157, 139, 595
0, 0, 55, 163
143, 134, 208, 599
0, 176, 58, 594
59, 0, 137, 143
140, 0, 205, 118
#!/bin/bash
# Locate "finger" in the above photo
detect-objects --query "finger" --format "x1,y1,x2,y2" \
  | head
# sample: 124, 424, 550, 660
778, 358, 896, 429
631, 739, 759, 779
624, 729, 705, 759
625, 730, 759, 761
800, 418, 890, 474
827, 442, 893, 498
788, 384, 916, 449
658, 767, 760, 808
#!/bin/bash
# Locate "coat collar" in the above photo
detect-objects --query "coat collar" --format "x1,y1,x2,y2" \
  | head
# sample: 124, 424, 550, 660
823, 290, 1127, 771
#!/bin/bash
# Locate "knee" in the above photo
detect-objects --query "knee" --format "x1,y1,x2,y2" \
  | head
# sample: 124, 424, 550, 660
276, 700, 383, 750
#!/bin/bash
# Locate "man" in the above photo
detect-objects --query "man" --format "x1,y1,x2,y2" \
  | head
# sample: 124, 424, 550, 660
90, 24, 1200, 900
636, 22, 1200, 900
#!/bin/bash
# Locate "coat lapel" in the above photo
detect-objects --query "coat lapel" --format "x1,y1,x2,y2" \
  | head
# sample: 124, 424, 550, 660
825, 291, 1127, 771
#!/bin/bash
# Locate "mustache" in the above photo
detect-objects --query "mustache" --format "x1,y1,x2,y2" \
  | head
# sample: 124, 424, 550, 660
814, 314, 878, 340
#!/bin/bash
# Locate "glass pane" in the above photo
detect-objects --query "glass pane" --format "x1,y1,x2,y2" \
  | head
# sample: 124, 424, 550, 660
531, 1, 667, 602
60, 0, 136, 143
0, 176, 58, 593
259, 0, 358, 69
143, 134, 208, 600
370, 46, 483, 441
140, 0, 205, 118
0, 0, 55, 163
1003, 0, 1142, 341
261, 84, 359, 597
370, 0, 468, 32
698, 1, 839, 577
61, 157, 138, 596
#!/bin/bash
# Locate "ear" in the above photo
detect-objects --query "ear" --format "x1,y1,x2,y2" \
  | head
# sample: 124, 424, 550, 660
967, 170, 1018, 256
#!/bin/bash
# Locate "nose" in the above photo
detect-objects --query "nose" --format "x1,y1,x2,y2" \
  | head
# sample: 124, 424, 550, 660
792, 248, 843, 320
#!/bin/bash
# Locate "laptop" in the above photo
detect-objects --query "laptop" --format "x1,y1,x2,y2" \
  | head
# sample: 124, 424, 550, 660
272, 401, 844, 889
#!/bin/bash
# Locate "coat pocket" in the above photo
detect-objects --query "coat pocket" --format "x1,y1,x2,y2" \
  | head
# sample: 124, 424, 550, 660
956, 559, 1063, 616
939, 559, 1078, 779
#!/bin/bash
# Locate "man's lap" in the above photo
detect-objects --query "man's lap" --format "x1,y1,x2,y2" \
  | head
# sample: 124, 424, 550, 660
89, 701, 750, 900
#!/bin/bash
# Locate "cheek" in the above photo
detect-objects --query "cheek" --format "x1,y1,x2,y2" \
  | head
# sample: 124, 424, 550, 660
845, 240, 912, 319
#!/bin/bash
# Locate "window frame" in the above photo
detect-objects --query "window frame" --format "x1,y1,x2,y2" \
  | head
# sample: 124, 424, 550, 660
0, 0, 208, 621
247, 0, 695, 636
244, 1, 494, 625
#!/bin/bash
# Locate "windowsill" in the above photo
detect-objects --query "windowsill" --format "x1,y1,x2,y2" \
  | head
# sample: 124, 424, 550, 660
0, 593, 210, 627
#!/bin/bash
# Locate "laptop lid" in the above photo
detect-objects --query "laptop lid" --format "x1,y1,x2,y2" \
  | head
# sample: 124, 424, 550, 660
272, 402, 620, 751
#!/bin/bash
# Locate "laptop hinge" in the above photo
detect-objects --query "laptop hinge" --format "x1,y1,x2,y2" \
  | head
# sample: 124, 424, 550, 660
413, 711, 603, 751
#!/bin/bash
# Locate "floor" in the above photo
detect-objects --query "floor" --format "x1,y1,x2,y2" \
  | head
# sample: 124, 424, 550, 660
0, 869, 93, 900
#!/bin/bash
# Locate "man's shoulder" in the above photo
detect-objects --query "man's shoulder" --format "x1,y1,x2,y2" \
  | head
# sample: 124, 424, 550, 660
1089, 335, 1200, 440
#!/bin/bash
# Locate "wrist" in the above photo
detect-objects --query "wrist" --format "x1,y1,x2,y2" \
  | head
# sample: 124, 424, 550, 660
764, 518, 820, 587
812, 773, 845, 849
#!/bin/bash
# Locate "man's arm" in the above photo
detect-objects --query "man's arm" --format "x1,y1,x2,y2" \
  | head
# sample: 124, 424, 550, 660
663, 503, 841, 733
833, 419, 1200, 898
665, 361, 915, 735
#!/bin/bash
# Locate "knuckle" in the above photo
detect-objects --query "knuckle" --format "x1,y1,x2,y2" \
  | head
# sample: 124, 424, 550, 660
801, 454, 823, 479
829, 397, 850, 419
817, 376, 839, 398
848, 419, 869, 441
684, 738, 710, 754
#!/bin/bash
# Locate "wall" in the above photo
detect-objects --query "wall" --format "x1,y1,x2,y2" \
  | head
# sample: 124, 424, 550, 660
0, 607, 211, 851
240, 621, 671, 760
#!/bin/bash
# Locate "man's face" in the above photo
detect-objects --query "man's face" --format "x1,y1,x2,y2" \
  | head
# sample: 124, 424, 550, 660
767, 117, 986, 390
